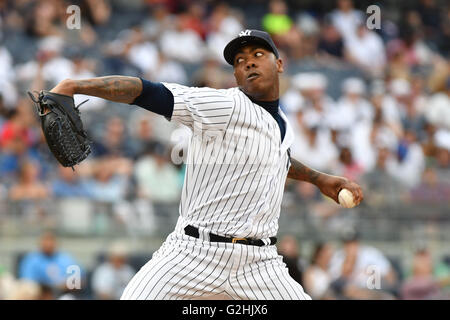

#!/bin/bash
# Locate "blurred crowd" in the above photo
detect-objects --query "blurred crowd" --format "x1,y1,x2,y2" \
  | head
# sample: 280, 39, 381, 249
0, 0, 449, 300
278, 229, 450, 300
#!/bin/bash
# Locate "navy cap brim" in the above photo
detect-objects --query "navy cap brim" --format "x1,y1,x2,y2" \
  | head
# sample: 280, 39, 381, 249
223, 35, 279, 65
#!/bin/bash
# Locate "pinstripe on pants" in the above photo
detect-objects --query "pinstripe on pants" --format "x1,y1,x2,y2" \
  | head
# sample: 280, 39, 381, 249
120, 231, 311, 300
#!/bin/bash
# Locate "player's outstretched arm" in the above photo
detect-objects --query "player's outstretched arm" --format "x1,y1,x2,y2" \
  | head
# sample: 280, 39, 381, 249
50, 76, 143, 103
287, 157, 364, 206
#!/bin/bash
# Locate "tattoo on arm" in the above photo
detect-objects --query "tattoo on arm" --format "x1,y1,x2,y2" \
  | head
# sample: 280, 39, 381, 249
73, 76, 142, 104
287, 157, 323, 185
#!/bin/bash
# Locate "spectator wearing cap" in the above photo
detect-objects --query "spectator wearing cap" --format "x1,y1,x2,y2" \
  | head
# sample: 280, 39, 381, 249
290, 72, 335, 130
91, 242, 135, 300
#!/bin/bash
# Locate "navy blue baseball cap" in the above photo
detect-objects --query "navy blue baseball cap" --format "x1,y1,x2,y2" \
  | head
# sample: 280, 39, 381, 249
223, 29, 279, 65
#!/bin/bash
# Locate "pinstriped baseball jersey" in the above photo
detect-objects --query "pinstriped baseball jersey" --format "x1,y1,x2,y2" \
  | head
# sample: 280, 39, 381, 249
121, 83, 312, 300
162, 82, 294, 240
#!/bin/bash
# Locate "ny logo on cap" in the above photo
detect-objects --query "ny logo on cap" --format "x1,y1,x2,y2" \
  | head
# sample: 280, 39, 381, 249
239, 29, 252, 37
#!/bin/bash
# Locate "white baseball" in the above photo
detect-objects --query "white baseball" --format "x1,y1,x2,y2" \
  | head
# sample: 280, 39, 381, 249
338, 188, 356, 208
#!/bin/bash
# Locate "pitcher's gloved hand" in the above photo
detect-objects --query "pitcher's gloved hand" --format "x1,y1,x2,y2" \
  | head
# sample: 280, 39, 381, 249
28, 90, 91, 169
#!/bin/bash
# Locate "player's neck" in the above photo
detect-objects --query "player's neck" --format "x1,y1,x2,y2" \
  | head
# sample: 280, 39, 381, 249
240, 89, 279, 107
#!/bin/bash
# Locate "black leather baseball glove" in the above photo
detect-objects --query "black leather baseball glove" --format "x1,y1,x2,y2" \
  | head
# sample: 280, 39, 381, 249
27, 90, 91, 168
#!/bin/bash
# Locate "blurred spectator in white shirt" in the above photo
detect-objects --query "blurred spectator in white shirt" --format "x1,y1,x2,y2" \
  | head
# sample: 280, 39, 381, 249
425, 77, 450, 130
142, 4, 175, 41
15, 36, 75, 87
149, 52, 187, 85
330, 0, 365, 42
159, 16, 205, 64
92, 242, 135, 300
334, 78, 374, 131
329, 229, 396, 298
288, 73, 335, 129
386, 130, 425, 187
344, 23, 387, 77
290, 121, 338, 172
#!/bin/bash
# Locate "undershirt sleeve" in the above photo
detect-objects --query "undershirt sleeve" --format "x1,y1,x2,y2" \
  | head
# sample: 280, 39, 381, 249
129, 78, 174, 119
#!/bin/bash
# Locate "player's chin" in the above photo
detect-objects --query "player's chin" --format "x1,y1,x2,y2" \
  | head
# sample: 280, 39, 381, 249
245, 80, 270, 97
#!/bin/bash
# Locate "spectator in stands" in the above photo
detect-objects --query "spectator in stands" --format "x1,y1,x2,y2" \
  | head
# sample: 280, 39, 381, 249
330, 0, 364, 42
303, 242, 335, 300
159, 14, 205, 63
386, 129, 426, 188
290, 124, 338, 173
179, 2, 207, 40
263, 0, 293, 37
25, 0, 65, 38
84, 158, 132, 203
8, 160, 49, 201
361, 147, 407, 206
16, 36, 75, 86
149, 51, 187, 85
435, 147, 450, 182
51, 165, 91, 198
92, 242, 135, 300
19, 231, 83, 291
328, 228, 397, 299
205, 2, 243, 64
278, 235, 305, 286
0, 101, 40, 180
134, 141, 181, 203
335, 78, 374, 131
192, 51, 231, 88
262, 0, 302, 58
344, 22, 387, 77
317, 18, 344, 59
82, 0, 111, 26
401, 247, 445, 299
425, 76, 450, 130
331, 147, 364, 182
409, 165, 450, 204
91, 116, 134, 158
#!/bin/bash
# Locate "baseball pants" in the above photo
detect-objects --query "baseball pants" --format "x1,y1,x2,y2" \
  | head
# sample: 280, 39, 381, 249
121, 231, 311, 300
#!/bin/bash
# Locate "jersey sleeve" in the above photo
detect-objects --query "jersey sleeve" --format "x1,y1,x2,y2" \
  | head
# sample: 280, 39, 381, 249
161, 82, 234, 133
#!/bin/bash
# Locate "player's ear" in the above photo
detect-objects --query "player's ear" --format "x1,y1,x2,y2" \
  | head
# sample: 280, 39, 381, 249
276, 58, 284, 73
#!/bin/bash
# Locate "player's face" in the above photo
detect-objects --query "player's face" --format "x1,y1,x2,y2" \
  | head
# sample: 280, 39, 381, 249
233, 45, 283, 101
